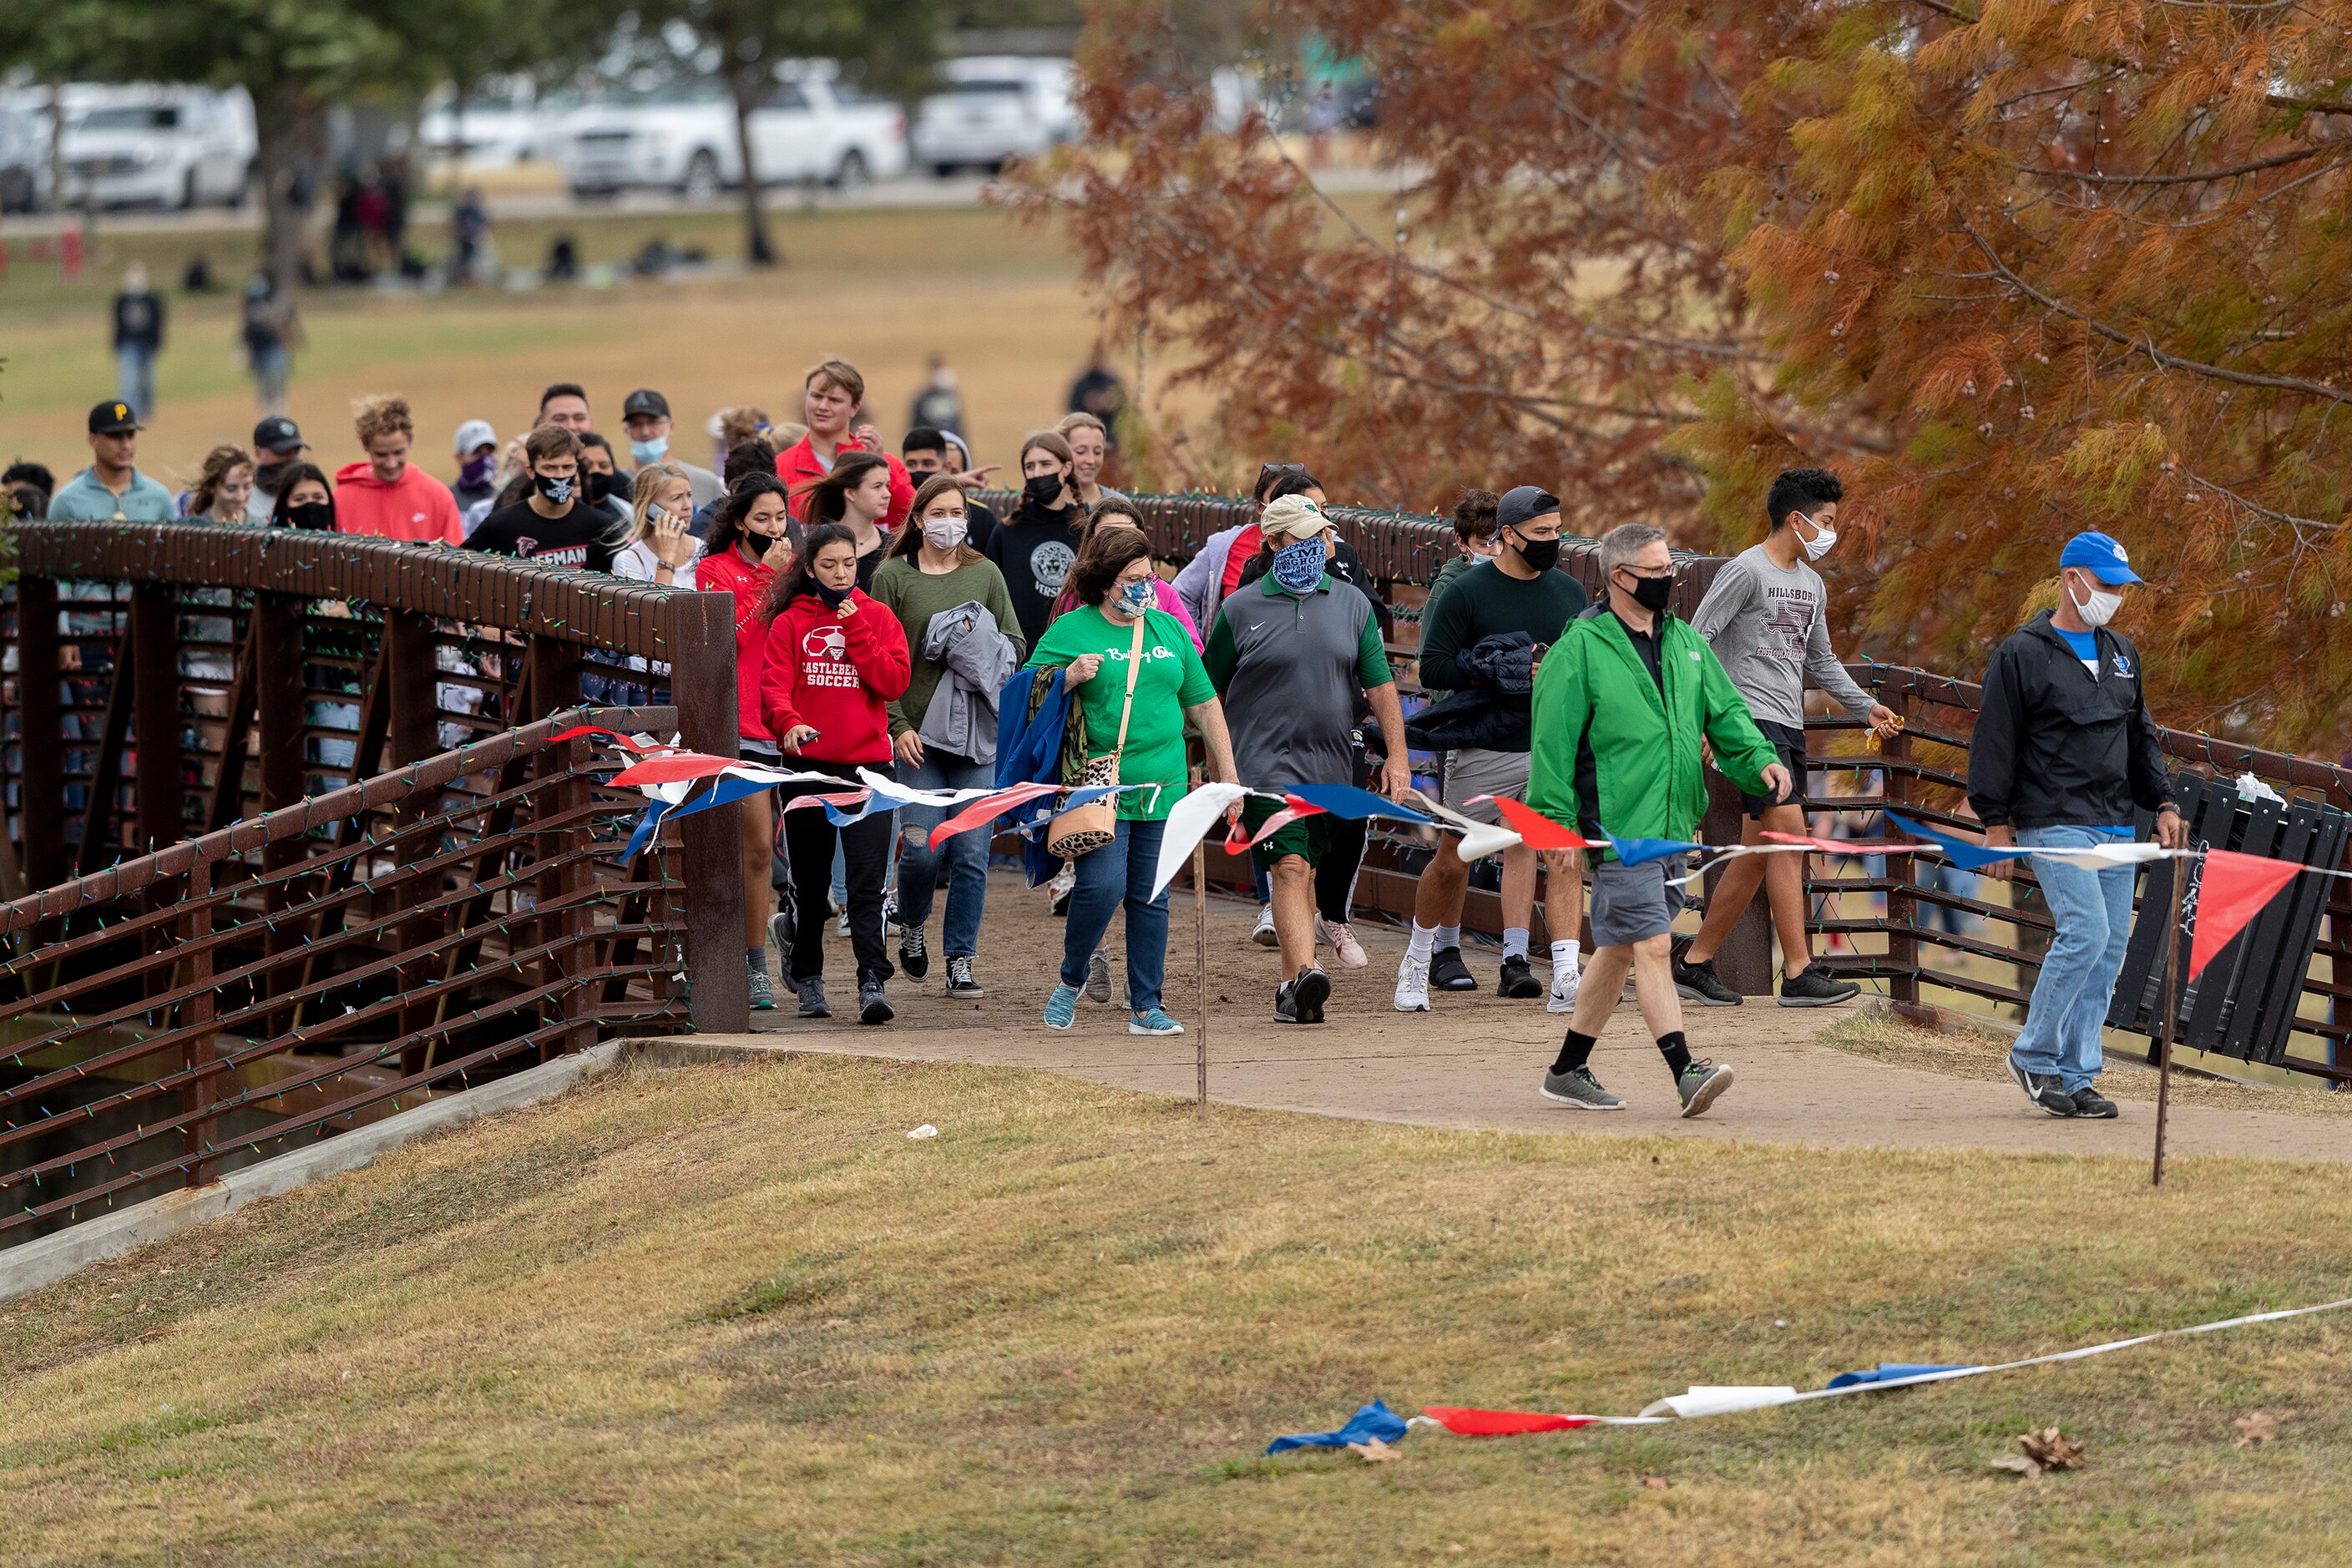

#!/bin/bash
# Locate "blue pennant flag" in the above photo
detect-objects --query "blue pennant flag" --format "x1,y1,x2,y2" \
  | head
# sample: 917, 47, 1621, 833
1266, 1399, 1411, 1455
1825, 1362, 1978, 1389
1285, 783, 1433, 825
1884, 812, 2022, 871
1609, 835, 1702, 866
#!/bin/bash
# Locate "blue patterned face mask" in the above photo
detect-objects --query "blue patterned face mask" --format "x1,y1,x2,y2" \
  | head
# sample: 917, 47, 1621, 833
1272, 536, 1328, 594
1115, 579, 1156, 617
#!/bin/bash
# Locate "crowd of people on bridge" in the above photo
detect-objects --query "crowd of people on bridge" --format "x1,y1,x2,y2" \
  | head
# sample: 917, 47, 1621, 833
7, 346, 2183, 1124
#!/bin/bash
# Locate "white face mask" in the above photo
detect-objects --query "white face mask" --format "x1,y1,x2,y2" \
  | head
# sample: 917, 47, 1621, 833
1793, 510, 1837, 561
2070, 574, 2122, 628
922, 515, 968, 551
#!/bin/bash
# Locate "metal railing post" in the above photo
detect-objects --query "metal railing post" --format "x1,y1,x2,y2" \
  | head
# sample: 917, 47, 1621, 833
1882, 682, 1921, 1010
15, 576, 65, 892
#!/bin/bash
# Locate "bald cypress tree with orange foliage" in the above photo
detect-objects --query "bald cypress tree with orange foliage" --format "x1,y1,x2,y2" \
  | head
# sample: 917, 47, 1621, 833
1031, 0, 2352, 751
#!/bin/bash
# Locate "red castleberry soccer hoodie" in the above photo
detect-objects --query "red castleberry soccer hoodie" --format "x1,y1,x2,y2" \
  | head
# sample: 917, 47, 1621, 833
758, 589, 912, 766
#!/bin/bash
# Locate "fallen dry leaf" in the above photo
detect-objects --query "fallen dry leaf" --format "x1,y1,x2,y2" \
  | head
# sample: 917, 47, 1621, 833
1987, 1455, 2043, 1479
2235, 1412, 2279, 1448
1641, 1476, 1670, 1490
1348, 1438, 1403, 1464
2019, 1426, 2087, 1471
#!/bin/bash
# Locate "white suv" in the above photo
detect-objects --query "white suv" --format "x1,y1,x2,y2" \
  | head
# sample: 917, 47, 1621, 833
562, 70, 908, 199
56, 88, 254, 210
911, 57, 1075, 176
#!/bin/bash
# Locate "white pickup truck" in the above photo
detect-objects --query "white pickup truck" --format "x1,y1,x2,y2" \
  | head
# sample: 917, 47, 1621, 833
562, 72, 908, 199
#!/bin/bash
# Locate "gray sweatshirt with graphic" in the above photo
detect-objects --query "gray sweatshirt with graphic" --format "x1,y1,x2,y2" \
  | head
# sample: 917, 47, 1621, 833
1687, 544, 1874, 729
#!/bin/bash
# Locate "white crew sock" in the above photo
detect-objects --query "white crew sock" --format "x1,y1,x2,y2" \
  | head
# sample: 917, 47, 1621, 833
1503, 927, 1530, 961
1434, 923, 1461, 952
1551, 938, 1581, 974
1407, 921, 1438, 962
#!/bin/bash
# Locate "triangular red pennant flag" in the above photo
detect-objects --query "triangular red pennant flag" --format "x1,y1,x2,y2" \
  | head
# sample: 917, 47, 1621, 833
1485, 797, 1597, 850
1422, 1406, 1596, 1436
2186, 849, 2304, 982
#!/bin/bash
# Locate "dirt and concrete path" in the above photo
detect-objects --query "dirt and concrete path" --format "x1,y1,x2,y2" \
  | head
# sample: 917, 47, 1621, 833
655, 872, 2352, 1163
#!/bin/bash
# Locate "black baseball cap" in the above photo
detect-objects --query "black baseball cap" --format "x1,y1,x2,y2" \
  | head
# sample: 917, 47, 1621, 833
252, 416, 306, 455
1495, 485, 1561, 531
622, 388, 670, 419
89, 400, 141, 435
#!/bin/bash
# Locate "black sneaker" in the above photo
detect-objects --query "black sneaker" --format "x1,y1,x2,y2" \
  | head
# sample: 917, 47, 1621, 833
1673, 953, 1744, 1007
1274, 979, 1302, 1024
1778, 962, 1859, 1008
794, 976, 830, 1019
1293, 967, 1331, 1024
1498, 954, 1545, 999
1429, 946, 1479, 991
857, 978, 893, 1026
2071, 1085, 2120, 1120
898, 923, 929, 980
945, 955, 984, 998
2007, 1056, 2078, 1118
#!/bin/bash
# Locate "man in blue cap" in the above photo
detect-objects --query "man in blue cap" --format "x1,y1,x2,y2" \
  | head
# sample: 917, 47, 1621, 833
1967, 530, 2183, 1120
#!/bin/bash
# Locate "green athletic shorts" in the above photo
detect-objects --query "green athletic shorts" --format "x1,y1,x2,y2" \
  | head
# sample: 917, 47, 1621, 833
1241, 794, 1335, 870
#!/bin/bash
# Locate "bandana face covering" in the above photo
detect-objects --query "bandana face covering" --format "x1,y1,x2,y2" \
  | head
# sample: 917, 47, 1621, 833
1272, 536, 1328, 594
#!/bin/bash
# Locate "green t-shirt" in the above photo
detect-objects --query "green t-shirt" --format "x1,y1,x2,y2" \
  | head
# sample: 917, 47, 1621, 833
1026, 604, 1215, 819
870, 554, 1026, 741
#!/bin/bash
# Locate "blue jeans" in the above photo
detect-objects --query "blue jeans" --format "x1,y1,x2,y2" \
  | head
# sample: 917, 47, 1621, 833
2012, 825, 2137, 1090
1062, 817, 1170, 1012
893, 749, 994, 958
116, 346, 156, 419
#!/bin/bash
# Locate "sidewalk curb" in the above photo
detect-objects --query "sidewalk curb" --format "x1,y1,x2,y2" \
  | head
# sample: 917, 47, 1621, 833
0, 1043, 620, 1304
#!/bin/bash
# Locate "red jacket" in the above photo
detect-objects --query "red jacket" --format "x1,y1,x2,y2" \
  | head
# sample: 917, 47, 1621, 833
758, 589, 911, 766
331, 461, 464, 545
696, 546, 781, 741
776, 435, 915, 530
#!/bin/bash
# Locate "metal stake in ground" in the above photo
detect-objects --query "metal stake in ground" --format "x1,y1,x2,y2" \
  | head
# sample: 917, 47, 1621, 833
1193, 836, 1210, 1112
2151, 848, 2199, 1189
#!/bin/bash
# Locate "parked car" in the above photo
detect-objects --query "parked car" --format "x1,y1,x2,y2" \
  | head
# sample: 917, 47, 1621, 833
52, 87, 254, 210
561, 69, 908, 199
0, 107, 38, 213
417, 78, 560, 170
910, 57, 1075, 176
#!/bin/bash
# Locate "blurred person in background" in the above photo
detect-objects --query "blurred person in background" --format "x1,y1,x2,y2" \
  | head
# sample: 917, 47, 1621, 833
48, 402, 175, 522
240, 274, 300, 415
776, 357, 913, 529
712, 405, 773, 471
267, 464, 337, 530
247, 417, 309, 524
616, 462, 701, 589
451, 186, 491, 284
622, 389, 721, 508
908, 350, 965, 435
335, 395, 464, 544
3, 463, 55, 523
181, 445, 255, 524
111, 262, 166, 420
1066, 346, 1127, 447
577, 432, 630, 524
451, 420, 500, 513
1055, 412, 1125, 508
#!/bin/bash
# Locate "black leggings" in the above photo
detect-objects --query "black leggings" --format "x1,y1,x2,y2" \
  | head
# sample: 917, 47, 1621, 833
1316, 816, 1366, 925
776, 761, 895, 986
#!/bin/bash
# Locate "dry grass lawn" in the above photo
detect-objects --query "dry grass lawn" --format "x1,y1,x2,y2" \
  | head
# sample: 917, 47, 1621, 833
5, 1055, 2352, 1565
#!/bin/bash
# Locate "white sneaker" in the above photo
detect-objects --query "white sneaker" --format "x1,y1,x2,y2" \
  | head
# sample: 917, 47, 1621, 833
1252, 904, 1279, 948
1318, 918, 1368, 969
1394, 950, 1431, 1012
1548, 960, 1581, 1014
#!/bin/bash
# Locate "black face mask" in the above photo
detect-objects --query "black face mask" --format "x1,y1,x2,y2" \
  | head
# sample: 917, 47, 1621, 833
286, 501, 333, 531
254, 461, 289, 495
1512, 531, 1562, 573
534, 470, 575, 506
1619, 569, 1674, 614
814, 581, 855, 609
587, 471, 619, 504
1023, 473, 1065, 508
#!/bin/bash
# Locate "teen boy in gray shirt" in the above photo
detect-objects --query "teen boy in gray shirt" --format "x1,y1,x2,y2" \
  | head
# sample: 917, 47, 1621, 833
1674, 468, 1902, 1009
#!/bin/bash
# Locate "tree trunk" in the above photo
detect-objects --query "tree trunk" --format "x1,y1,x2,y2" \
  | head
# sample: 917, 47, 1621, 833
728, 73, 777, 267
252, 82, 322, 298
44, 79, 69, 227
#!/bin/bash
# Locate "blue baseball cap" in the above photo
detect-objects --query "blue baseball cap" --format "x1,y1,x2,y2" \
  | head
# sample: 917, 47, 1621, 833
2058, 530, 2141, 585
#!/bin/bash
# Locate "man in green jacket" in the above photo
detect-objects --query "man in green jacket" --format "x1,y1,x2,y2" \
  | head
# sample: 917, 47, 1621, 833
1525, 524, 1789, 1118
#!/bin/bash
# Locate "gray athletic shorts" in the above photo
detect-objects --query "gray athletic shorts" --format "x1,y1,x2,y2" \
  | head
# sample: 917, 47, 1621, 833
1588, 855, 1687, 948
1441, 745, 1531, 827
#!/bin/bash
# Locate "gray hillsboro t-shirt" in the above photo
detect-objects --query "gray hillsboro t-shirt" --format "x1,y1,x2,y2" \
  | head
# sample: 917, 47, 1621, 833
1687, 544, 1875, 729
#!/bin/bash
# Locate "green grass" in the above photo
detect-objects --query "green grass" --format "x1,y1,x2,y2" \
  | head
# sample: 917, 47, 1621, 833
4, 1055, 2351, 1565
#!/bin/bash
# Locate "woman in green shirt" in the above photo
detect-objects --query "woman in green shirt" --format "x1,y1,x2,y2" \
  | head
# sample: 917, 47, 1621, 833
870, 475, 1025, 997
1026, 527, 1237, 1037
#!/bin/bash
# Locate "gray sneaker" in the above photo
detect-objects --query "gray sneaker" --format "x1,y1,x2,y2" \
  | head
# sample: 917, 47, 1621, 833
1085, 946, 1113, 1004
1676, 1059, 1735, 1118
1540, 1065, 1625, 1110
747, 964, 776, 1011
795, 976, 830, 1019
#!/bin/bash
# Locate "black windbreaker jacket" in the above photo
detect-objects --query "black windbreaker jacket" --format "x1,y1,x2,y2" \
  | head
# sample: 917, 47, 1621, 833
1965, 611, 2176, 831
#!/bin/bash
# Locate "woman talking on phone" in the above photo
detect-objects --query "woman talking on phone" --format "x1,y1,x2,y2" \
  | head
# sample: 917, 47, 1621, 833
761, 524, 912, 1026
616, 462, 701, 589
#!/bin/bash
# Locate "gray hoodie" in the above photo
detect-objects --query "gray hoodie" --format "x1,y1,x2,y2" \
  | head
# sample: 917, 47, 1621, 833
918, 599, 1019, 762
